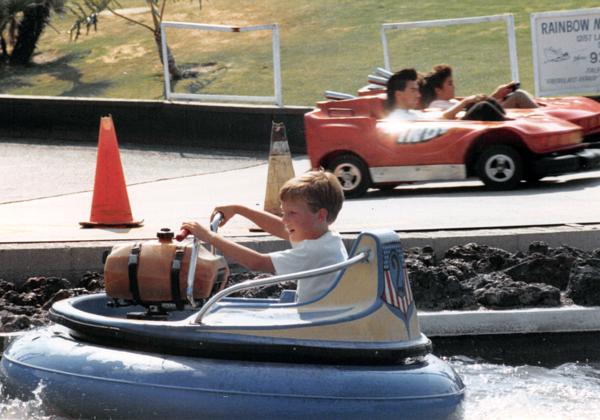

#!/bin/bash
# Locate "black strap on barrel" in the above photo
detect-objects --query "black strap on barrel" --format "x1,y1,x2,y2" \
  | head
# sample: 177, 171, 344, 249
128, 243, 142, 304
171, 246, 185, 310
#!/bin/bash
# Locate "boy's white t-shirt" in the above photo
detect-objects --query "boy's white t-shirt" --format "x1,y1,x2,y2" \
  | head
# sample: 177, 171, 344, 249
429, 98, 458, 110
269, 230, 348, 303
387, 108, 425, 121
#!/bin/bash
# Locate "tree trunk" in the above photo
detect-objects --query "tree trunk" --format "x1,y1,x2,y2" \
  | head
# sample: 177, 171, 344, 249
10, 4, 50, 65
1, 36, 7, 61
154, 31, 182, 80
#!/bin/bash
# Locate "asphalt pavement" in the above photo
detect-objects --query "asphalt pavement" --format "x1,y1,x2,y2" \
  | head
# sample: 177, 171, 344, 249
3, 138, 600, 240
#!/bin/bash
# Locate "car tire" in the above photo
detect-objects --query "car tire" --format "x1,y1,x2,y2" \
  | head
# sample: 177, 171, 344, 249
476, 145, 523, 190
329, 154, 371, 198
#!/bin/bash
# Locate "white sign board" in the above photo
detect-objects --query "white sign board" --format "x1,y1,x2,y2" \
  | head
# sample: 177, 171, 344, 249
531, 8, 600, 96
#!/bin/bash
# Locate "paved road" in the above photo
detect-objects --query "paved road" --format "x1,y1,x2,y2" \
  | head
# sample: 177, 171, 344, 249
1, 140, 600, 243
1, 140, 266, 204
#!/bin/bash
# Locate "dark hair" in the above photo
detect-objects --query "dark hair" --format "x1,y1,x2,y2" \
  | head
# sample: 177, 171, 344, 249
419, 64, 452, 108
386, 68, 418, 109
428, 64, 452, 90
420, 64, 453, 108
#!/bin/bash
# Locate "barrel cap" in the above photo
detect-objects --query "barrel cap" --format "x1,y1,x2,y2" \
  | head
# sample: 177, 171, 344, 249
156, 228, 174, 240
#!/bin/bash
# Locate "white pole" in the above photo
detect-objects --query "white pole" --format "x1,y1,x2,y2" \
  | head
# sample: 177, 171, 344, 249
381, 25, 391, 71
530, 13, 541, 97
505, 14, 520, 83
272, 24, 283, 107
160, 23, 172, 100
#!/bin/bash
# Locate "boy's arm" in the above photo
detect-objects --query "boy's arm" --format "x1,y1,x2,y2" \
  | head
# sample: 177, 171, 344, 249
215, 205, 289, 240
441, 94, 486, 119
181, 221, 275, 273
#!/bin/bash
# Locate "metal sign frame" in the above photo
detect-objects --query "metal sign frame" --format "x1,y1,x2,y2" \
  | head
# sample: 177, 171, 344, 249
380, 14, 519, 83
160, 22, 283, 107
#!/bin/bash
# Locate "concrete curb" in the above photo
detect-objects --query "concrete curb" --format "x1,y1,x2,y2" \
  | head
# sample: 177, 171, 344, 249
2, 224, 600, 285
420, 306, 600, 336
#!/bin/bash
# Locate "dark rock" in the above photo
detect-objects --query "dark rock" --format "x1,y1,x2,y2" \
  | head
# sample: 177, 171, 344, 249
41, 289, 74, 310
566, 260, 600, 305
504, 254, 573, 290
20, 276, 71, 294
2, 290, 22, 305
406, 246, 436, 266
78, 272, 104, 291
528, 241, 549, 255
0, 309, 15, 323
520, 283, 561, 306
435, 259, 475, 281
549, 245, 587, 260
407, 260, 478, 310
0, 279, 15, 295
444, 243, 507, 262
0, 313, 31, 332
444, 243, 517, 273
20, 292, 40, 306
444, 243, 488, 262
469, 272, 560, 308
0, 300, 37, 316
0, 273, 108, 333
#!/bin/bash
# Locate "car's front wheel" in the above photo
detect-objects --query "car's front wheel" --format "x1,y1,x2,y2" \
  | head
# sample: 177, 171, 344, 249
328, 154, 371, 198
476, 145, 523, 190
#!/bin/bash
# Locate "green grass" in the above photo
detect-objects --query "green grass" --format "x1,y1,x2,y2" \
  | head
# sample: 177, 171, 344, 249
1, 0, 599, 105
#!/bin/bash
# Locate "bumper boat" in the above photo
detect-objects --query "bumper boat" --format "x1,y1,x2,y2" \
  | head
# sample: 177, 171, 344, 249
1, 220, 464, 419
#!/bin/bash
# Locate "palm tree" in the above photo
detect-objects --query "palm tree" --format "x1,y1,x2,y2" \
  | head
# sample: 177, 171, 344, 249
0, 0, 65, 64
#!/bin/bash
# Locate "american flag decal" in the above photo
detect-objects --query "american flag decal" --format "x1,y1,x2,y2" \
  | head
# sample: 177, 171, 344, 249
381, 249, 413, 315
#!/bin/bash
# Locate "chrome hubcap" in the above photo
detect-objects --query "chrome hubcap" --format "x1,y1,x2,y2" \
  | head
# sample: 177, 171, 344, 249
334, 163, 361, 190
485, 154, 515, 182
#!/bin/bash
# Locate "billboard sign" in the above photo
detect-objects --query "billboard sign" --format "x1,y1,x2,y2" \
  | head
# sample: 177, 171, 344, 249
531, 8, 600, 96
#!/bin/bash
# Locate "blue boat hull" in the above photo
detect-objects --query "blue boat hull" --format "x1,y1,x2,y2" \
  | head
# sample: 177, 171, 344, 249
1, 325, 464, 419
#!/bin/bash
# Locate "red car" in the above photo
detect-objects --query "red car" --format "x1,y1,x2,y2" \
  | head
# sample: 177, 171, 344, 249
305, 93, 600, 197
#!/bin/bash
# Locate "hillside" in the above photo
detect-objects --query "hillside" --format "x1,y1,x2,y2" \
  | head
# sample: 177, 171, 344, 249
0, 0, 597, 105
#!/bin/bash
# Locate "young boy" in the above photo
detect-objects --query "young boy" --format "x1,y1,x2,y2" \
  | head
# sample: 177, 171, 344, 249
180, 170, 347, 303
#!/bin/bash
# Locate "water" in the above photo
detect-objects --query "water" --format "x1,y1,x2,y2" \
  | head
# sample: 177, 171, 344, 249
2, 357, 600, 419
0, 383, 53, 420
452, 357, 600, 419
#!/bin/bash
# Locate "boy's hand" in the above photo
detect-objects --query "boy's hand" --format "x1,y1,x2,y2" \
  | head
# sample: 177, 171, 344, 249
212, 205, 240, 227
180, 221, 212, 243
491, 83, 513, 100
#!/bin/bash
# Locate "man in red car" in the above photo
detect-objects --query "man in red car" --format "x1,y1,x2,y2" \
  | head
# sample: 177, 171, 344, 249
386, 68, 425, 120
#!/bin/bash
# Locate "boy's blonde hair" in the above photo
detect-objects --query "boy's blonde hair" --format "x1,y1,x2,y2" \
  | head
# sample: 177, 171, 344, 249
279, 170, 344, 223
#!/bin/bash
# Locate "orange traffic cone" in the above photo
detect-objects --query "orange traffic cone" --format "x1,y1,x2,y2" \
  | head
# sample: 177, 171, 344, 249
80, 115, 143, 228
263, 121, 295, 216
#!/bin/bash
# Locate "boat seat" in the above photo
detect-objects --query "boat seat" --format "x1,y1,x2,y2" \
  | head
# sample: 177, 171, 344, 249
201, 230, 418, 343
